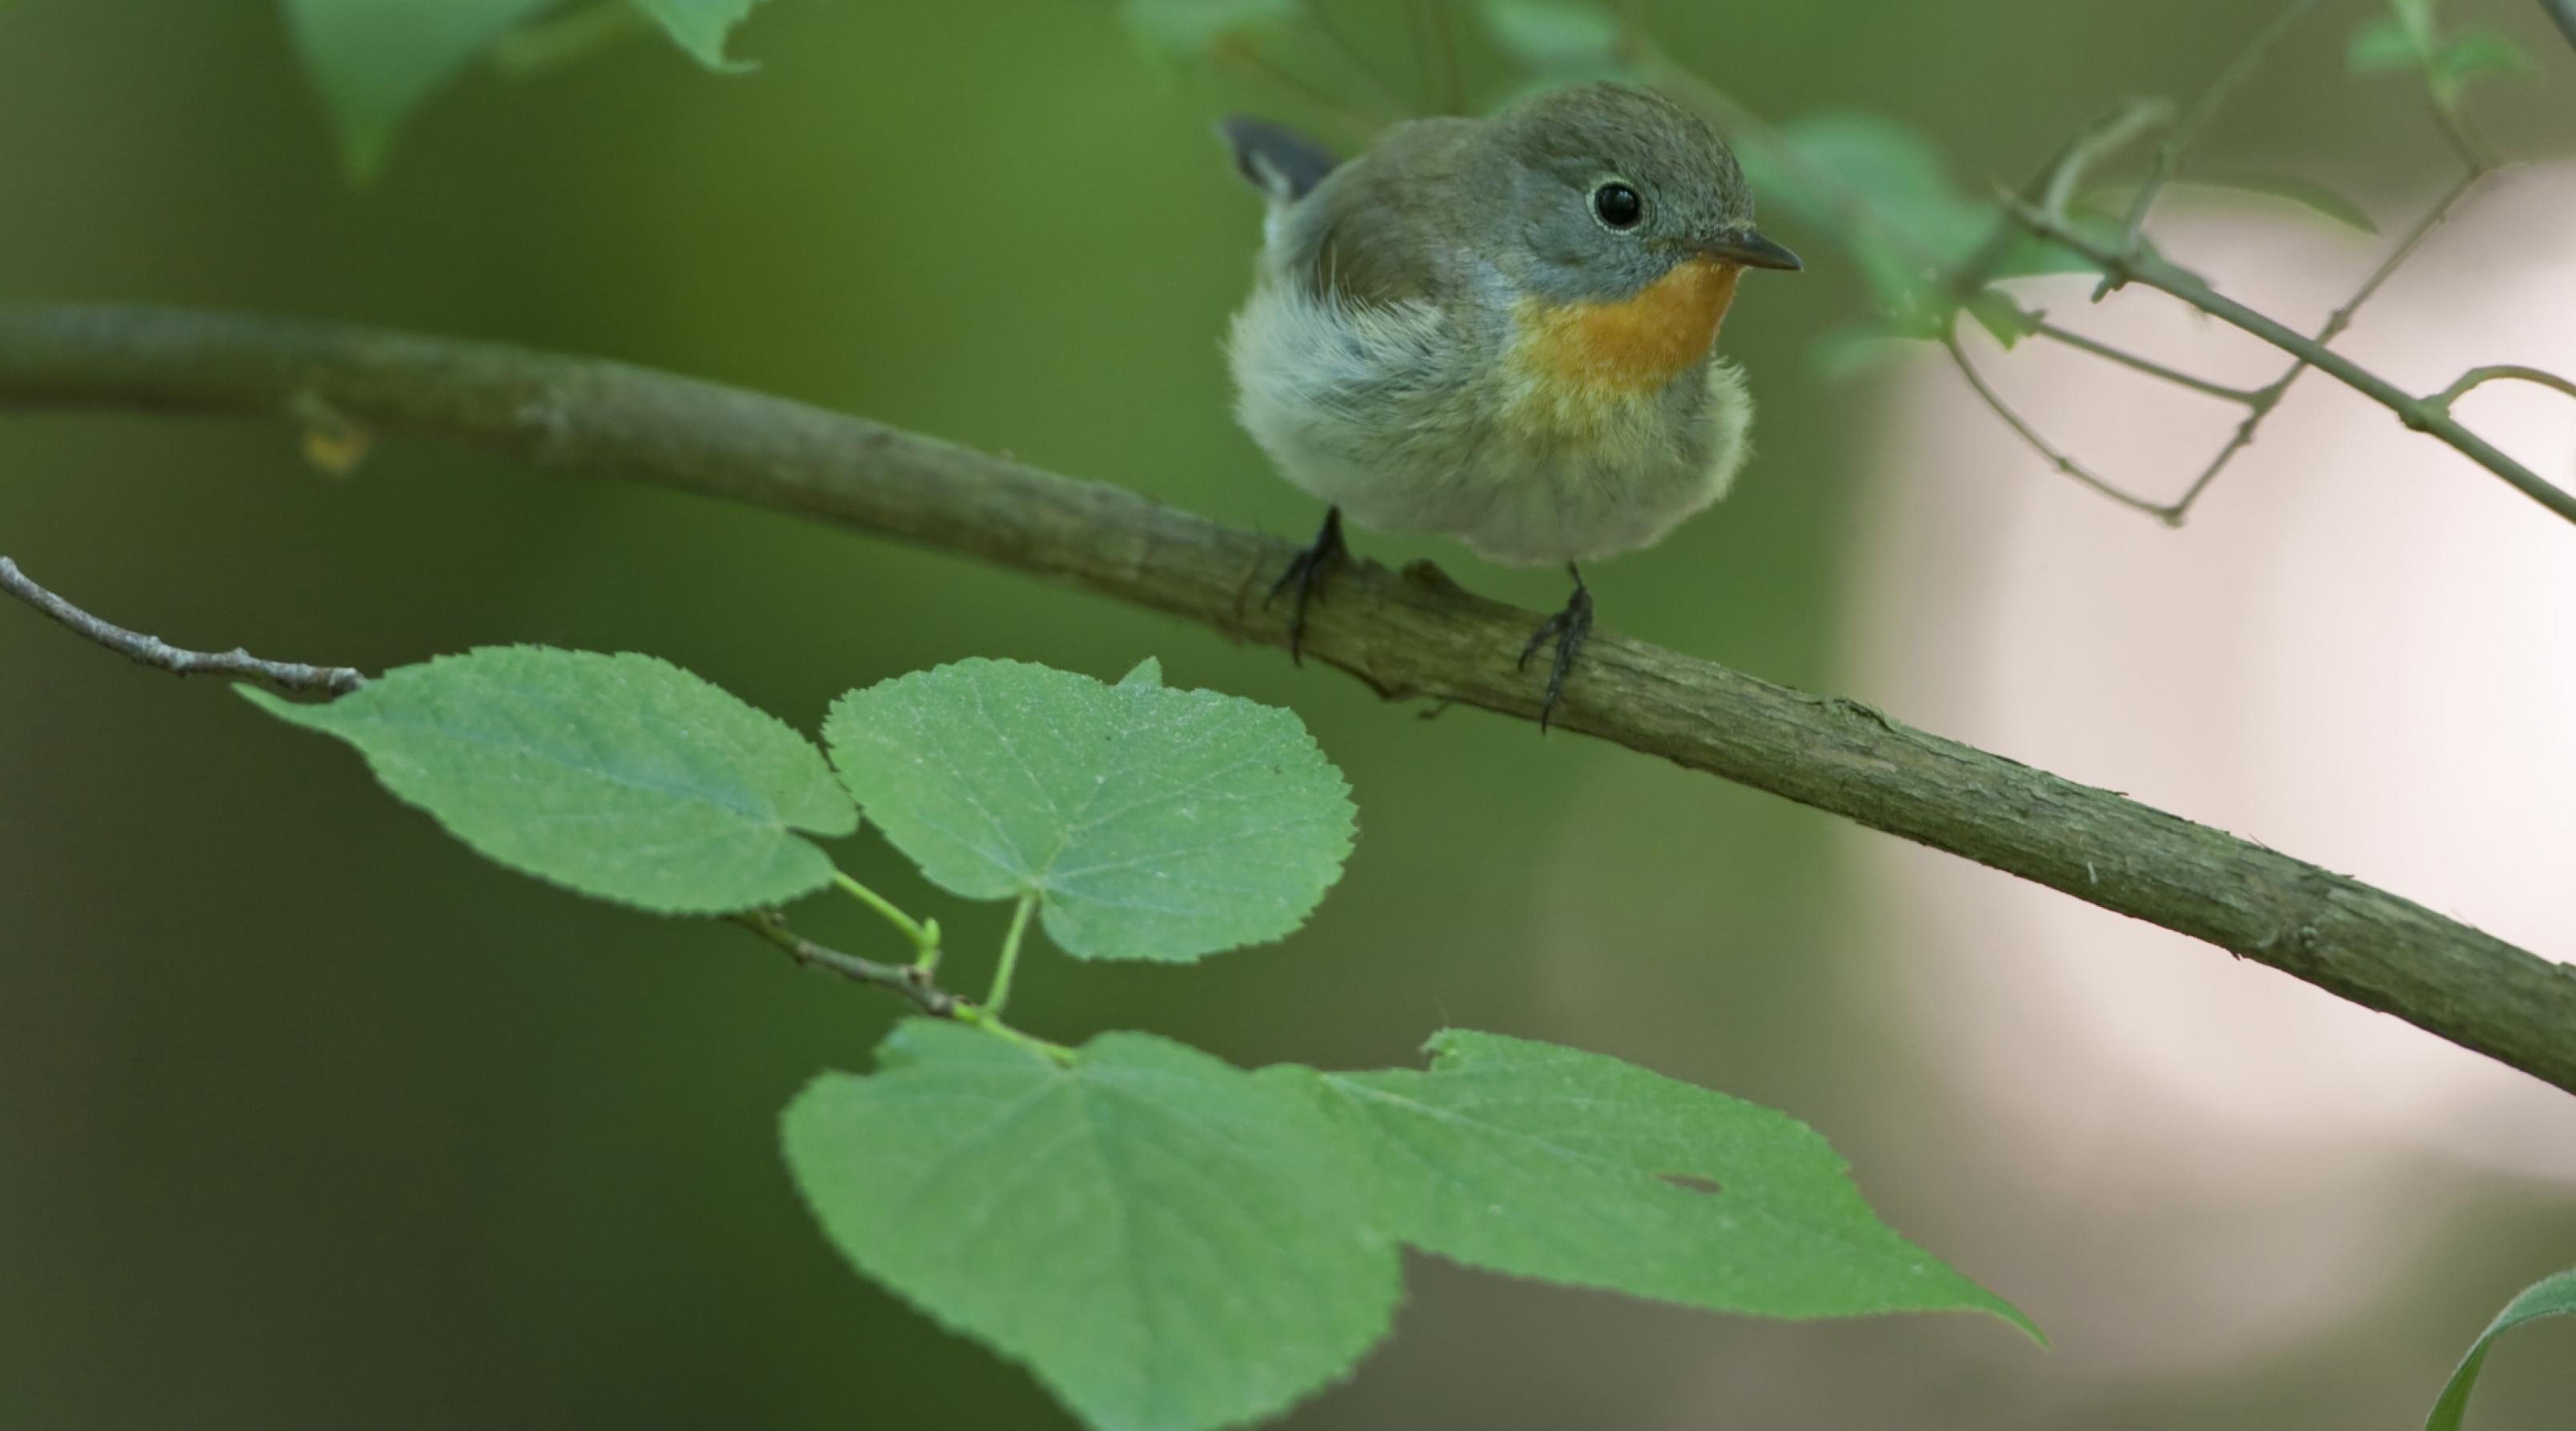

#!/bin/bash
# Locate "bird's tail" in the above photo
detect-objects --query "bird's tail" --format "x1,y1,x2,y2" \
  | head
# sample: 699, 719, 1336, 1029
1218, 116, 1338, 206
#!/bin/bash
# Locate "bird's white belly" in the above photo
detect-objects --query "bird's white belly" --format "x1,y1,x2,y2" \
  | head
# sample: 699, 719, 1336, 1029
1227, 281, 1752, 567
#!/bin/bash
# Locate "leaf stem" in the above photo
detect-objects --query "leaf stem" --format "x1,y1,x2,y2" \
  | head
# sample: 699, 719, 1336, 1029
957, 1002, 1077, 1065
833, 870, 941, 969
985, 891, 1040, 1020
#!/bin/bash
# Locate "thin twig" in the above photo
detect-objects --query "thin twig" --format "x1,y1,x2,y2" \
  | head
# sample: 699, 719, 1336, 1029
736, 910, 1073, 1062
2431, 364, 2576, 411
2011, 194, 2576, 527
2153, 164, 2494, 522
2, 305, 2572, 1093
734, 910, 961, 1016
1944, 335, 2172, 517
2032, 322, 2266, 405
2100, 0, 2325, 299
0, 556, 367, 695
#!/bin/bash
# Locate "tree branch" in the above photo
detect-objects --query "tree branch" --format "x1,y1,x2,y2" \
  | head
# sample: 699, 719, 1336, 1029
2010, 197, 2576, 527
2, 305, 2571, 1092
2547, 0, 2576, 54
733, 911, 961, 1017
0, 554, 367, 695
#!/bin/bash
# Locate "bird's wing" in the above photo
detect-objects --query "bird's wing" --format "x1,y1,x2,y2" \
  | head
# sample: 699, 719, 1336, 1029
1283, 118, 1482, 311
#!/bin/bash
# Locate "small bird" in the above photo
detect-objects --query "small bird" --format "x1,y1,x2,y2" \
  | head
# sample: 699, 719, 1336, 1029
1222, 82, 1800, 728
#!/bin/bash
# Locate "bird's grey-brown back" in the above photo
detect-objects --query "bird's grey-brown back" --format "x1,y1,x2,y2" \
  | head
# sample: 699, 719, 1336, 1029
1260, 116, 1487, 312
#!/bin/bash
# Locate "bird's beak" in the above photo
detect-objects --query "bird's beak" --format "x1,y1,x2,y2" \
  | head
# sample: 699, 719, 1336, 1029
1700, 228, 1804, 272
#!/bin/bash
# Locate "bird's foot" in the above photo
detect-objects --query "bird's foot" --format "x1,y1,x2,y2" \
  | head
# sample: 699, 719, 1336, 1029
1266, 507, 1348, 663
1517, 567, 1594, 734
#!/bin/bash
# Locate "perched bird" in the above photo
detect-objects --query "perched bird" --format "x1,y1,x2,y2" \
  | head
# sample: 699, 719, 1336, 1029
1222, 82, 1799, 728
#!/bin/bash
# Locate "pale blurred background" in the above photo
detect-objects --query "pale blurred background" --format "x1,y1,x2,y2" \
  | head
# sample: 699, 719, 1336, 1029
2, 2, 2572, 1428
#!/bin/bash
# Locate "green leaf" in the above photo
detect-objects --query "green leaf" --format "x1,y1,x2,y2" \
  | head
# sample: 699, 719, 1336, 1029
823, 659, 1354, 964
2427, 1269, 2576, 1430
242, 646, 856, 914
281, 0, 558, 179
2349, 18, 2424, 73
786, 1025, 2031, 1431
2431, 29, 2534, 87
1308, 1031, 2039, 1337
1808, 323, 1927, 382
1966, 291, 2042, 349
782, 1022, 1399, 1431
2092, 173, 2377, 234
1479, 0, 1627, 77
1115, 0, 1298, 63
1743, 113, 2099, 315
2389, 0, 2438, 47
628, 0, 768, 70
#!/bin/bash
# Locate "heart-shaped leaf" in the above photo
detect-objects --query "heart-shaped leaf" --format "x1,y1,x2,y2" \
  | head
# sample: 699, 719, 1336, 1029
824, 659, 1354, 963
243, 646, 854, 913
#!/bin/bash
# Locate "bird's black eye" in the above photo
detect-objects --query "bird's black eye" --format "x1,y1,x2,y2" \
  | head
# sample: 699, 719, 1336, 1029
1591, 182, 1644, 230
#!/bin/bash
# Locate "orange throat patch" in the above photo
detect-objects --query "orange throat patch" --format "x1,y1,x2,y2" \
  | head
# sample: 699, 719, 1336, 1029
1515, 257, 1740, 399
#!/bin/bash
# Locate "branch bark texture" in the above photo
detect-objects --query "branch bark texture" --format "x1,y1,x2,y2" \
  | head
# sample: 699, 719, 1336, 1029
3, 305, 2571, 1092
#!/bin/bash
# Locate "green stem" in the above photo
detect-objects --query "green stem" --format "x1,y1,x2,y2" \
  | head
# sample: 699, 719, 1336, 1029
957, 1002, 1077, 1065
985, 892, 1039, 1020
833, 870, 941, 969
2430, 365, 2576, 412
2009, 196, 2576, 527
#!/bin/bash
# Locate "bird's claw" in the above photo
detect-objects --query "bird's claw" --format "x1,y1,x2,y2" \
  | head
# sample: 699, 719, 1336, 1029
1517, 576, 1594, 734
1266, 508, 1347, 664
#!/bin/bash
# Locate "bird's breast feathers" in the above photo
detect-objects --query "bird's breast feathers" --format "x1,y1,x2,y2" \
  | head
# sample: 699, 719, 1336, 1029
1500, 257, 1740, 432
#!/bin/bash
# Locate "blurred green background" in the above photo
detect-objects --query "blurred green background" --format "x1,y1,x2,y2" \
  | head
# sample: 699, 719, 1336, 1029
3, 2, 2572, 1427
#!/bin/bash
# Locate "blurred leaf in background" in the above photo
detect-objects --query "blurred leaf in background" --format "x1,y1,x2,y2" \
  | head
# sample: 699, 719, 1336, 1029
1117, 0, 1298, 65
283, 0, 772, 178
2348, 0, 2534, 109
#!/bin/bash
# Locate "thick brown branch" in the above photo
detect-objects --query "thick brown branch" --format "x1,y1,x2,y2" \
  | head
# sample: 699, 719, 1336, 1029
2, 305, 2571, 1092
